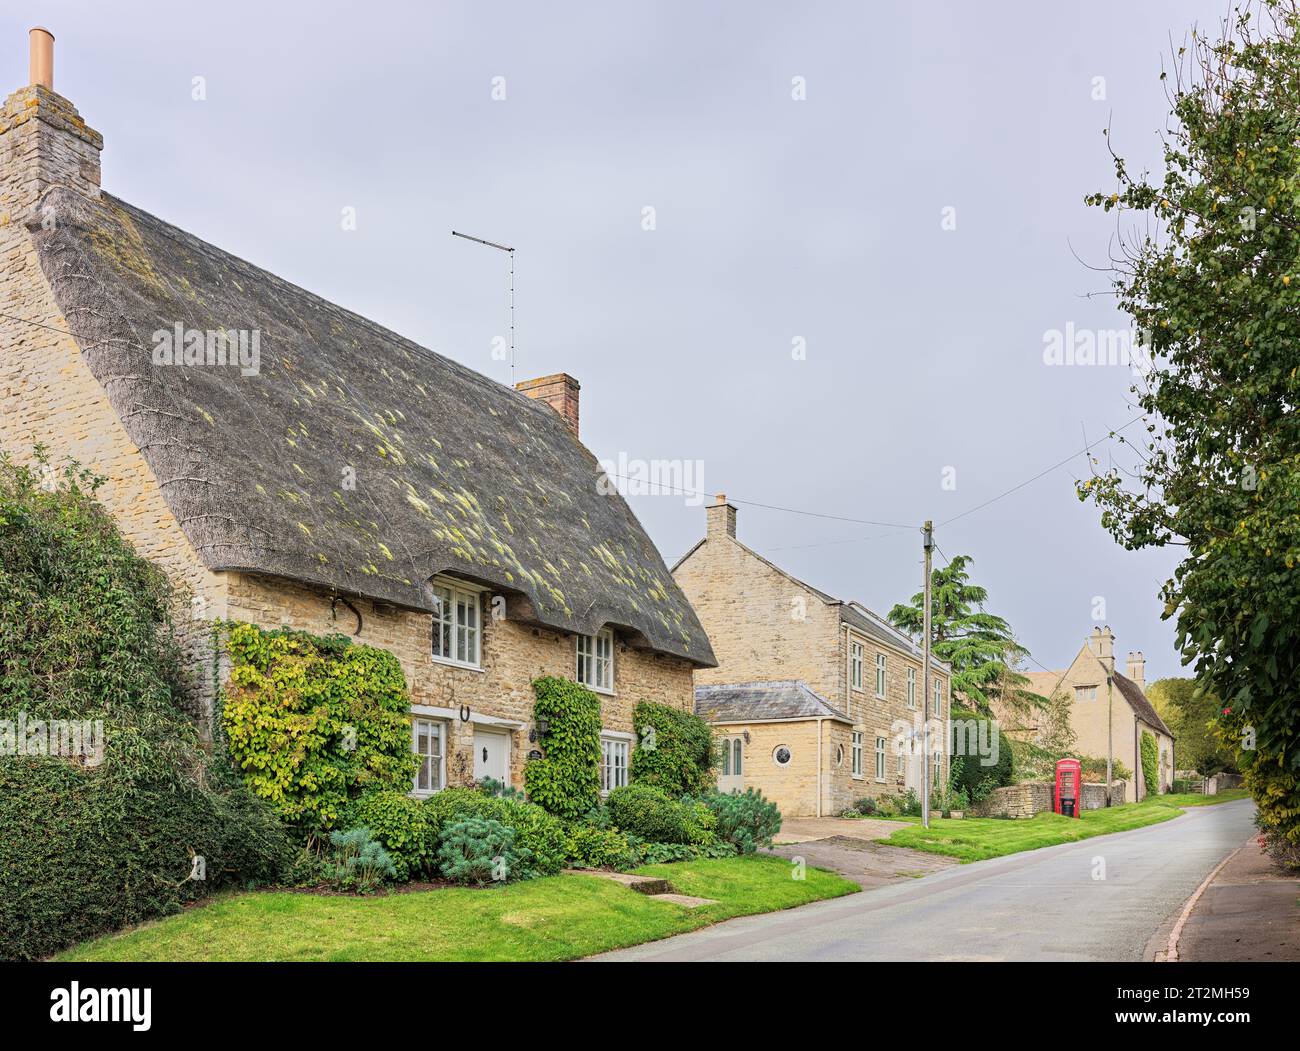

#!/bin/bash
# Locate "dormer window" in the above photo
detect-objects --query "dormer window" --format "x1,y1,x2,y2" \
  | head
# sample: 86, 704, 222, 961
576, 628, 615, 693
431, 582, 481, 669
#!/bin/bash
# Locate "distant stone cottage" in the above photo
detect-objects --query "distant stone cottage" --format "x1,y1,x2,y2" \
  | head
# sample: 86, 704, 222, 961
0, 29, 714, 795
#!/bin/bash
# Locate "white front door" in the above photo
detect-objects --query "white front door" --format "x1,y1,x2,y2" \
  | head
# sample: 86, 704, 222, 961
718, 734, 744, 793
473, 728, 510, 786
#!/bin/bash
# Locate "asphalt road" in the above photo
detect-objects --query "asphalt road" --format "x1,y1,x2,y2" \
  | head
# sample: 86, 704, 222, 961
595, 800, 1257, 962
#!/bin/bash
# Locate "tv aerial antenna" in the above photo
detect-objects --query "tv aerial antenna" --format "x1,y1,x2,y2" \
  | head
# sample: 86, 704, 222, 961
451, 230, 516, 383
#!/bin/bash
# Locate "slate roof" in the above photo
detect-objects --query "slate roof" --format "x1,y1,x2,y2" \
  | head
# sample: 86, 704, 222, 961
694, 681, 851, 724
28, 188, 714, 666
1114, 672, 1174, 738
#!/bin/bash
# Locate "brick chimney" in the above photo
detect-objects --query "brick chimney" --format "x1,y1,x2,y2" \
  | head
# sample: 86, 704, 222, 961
706, 493, 736, 539
516, 373, 580, 437
1126, 651, 1145, 690
1088, 625, 1115, 673
0, 29, 102, 225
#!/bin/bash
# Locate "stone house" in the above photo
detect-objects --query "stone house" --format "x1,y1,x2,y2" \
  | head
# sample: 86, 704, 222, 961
1013, 627, 1174, 802
673, 496, 951, 817
0, 30, 714, 798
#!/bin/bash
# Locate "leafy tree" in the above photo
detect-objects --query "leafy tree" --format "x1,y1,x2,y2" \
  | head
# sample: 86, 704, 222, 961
1079, 2, 1300, 840
888, 554, 1044, 714
1148, 677, 1237, 776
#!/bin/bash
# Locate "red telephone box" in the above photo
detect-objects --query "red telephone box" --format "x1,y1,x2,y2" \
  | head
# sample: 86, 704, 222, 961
1054, 758, 1082, 818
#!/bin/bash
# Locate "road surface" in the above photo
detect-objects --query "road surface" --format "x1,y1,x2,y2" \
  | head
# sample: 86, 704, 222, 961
596, 799, 1256, 961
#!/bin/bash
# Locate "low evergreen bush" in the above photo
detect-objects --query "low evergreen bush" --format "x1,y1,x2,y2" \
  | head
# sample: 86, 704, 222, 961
322, 826, 396, 894
437, 817, 523, 885
564, 824, 632, 869
697, 788, 782, 853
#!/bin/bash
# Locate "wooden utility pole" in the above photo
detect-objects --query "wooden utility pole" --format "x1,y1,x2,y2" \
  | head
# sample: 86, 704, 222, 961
1105, 673, 1114, 807
921, 520, 933, 829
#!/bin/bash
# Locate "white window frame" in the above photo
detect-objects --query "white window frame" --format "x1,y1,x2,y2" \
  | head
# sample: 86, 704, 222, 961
907, 667, 917, 709
599, 731, 631, 794
875, 653, 887, 698
850, 642, 864, 690
933, 677, 944, 715
875, 736, 887, 782
1075, 684, 1098, 702
411, 718, 446, 797
430, 580, 482, 670
851, 730, 864, 778
576, 628, 615, 694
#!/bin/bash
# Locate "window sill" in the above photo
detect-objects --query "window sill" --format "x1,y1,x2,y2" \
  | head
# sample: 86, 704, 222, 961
410, 788, 440, 799
430, 655, 484, 673
584, 684, 615, 696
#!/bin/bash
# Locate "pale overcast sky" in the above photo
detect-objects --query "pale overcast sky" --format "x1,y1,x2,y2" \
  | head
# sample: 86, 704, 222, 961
3, 0, 1228, 680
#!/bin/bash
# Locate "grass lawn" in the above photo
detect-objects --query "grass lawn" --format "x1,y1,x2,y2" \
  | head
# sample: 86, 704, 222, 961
55, 855, 857, 962
876, 797, 1200, 863
1159, 788, 1250, 807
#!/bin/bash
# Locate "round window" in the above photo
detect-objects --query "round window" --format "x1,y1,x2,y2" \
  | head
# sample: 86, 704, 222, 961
773, 745, 792, 766
835, 744, 845, 767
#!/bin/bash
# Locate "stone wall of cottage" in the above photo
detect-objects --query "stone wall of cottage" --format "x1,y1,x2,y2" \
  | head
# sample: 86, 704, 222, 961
0, 85, 228, 725
226, 572, 695, 790
675, 533, 843, 699
675, 530, 950, 805
1044, 646, 1174, 803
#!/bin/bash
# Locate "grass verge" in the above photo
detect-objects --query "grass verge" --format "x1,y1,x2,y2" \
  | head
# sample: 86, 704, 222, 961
56, 855, 857, 962
875, 797, 1197, 863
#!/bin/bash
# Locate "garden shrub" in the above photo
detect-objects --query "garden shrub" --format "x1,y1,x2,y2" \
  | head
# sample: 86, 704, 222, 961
564, 824, 632, 869
437, 817, 523, 885
697, 788, 781, 853
630, 700, 716, 796
853, 796, 879, 817
221, 622, 417, 834
607, 783, 695, 843
950, 707, 1014, 800
323, 826, 396, 894
523, 676, 601, 819
627, 838, 739, 865
422, 787, 565, 876
344, 790, 436, 881
0, 453, 291, 960
0, 759, 292, 960
1140, 731, 1160, 797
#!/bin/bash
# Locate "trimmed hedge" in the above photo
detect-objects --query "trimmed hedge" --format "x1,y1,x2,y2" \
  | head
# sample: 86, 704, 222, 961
0, 759, 290, 960
630, 701, 717, 796
606, 783, 715, 845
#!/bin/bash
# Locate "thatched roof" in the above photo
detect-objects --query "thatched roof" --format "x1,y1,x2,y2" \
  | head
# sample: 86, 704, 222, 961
29, 188, 714, 666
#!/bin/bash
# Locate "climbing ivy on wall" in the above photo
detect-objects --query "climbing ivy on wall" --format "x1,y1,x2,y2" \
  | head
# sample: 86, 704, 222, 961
1139, 730, 1159, 799
523, 676, 602, 819
221, 621, 417, 833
